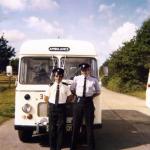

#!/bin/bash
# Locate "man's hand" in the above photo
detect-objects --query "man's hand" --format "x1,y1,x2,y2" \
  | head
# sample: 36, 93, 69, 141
93, 92, 100, 98
66, 94, 76, 103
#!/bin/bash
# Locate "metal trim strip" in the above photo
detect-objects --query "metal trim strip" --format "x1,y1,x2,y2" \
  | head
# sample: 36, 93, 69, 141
16, 90, 45, 92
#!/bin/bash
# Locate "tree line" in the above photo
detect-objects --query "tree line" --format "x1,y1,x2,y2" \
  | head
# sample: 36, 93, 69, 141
0, 18, 150, 85
100, 18, 150, 93
0, 35, 18, 74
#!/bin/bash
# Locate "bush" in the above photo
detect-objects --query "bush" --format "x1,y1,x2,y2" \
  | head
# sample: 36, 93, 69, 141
106, 76, 124, 92
123, 80, 145, 93
101, 77, 109, 86
0, 86, 7, 92
103, 75, 146, 94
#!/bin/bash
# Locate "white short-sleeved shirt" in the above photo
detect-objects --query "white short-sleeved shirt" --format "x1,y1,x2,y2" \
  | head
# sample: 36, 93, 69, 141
70, 75, 100, 97
45, 82, 71, 104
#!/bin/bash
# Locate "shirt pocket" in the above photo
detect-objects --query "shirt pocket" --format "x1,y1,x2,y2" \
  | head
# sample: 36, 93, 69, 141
86, 82, 95, 93
77, 82, 84, 89
60, 88, 67, 96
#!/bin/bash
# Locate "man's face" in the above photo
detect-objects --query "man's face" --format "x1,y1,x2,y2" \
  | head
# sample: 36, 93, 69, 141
54, 73, 63, 83
81, 68, 90, 76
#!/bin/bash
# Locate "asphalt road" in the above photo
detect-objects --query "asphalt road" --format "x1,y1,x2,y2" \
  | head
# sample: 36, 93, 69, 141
1, 88, 150, 150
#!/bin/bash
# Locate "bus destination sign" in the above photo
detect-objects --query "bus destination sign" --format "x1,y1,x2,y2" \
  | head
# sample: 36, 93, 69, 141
49, 47, 70, 51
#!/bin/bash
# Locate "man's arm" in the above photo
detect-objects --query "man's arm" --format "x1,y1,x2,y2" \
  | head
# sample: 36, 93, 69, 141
93, 92, 100, 98
66, 86, 75, 103
66, 94, 75, 103
44, 96, 49, 103
93, 78, 101, 97
69, 76, 77, 102
44, 85, 50, 103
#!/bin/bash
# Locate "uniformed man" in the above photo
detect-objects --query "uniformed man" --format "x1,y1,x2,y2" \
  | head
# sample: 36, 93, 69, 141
44, 68, 72, 150
70, 63, 100, 150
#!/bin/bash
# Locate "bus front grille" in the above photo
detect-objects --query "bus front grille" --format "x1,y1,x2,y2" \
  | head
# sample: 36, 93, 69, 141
38, 102, 48, 117
37, 102, 73, 117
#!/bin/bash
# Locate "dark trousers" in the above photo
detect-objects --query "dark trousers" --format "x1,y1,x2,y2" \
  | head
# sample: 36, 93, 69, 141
71, 97, 95, 150
48, 103, 66, 150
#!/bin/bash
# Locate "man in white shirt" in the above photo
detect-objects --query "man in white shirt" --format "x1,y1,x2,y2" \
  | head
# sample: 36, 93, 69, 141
70, 63, 100, 150
44, 68, 72, 150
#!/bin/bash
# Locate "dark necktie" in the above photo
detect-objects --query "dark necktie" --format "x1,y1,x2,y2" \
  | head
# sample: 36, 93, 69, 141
55, 84, 59, 105
83, 77, 86, 97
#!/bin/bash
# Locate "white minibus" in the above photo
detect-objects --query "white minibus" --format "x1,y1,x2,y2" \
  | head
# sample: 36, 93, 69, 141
14, 39, 102, 142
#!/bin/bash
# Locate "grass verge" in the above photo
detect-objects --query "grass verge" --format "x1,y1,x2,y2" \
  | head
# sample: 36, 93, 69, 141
0, 87, 15, 125
105, 85, 146, 100
127, 90, 145, 100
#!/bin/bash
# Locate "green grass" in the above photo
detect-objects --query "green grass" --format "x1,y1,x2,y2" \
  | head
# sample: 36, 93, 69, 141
0, 74, 16, 82
127, 90, 146, 100
105, 84, 146, 100
0, 85, 15, 125
103, 77, 146, 100
106, 86, 146, 100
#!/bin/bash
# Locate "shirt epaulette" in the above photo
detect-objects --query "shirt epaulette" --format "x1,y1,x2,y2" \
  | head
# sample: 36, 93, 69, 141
91, 75, 96, 78
62, 82, 68, 86
49, 82, 54, 86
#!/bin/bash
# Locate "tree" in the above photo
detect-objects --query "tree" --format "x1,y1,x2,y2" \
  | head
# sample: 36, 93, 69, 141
11, 58, 19, 75
135, 19, 150, 69
0, 35, 16, 72
101, 18, 150, 92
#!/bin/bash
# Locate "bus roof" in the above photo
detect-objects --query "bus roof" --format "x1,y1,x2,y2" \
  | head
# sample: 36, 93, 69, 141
19, 39, 97, 56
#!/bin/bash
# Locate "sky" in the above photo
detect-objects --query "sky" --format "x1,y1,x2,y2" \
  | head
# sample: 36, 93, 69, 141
0, 0, 150, 66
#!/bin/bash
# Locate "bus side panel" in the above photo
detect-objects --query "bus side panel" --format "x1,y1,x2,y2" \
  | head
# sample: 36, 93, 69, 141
146, 70, 150, 108
93, 95, 102, 125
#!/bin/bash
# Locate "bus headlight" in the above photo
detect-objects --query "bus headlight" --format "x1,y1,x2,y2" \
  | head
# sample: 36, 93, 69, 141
22, 104, 32, 113
24, 94, 31, 100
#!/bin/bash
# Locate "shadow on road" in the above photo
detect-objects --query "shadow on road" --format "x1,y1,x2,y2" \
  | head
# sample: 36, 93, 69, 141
30, 131, 86, 149
26, 109, 150, 150
95, 109, 150, 150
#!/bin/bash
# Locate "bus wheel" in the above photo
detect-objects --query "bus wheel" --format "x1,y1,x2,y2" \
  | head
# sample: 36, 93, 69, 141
18, 130, 33, 142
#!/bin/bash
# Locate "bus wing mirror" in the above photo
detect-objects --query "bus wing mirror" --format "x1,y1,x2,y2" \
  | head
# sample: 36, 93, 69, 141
103, 66, 108, 77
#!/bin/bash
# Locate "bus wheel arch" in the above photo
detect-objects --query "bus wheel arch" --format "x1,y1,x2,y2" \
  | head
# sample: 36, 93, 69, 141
18, 130, 33, 142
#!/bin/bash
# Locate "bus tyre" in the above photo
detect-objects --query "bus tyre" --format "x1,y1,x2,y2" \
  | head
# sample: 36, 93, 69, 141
18, 130, 33, 142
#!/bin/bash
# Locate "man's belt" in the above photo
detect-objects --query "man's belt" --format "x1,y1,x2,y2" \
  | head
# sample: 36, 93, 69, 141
49, 103, 66, 107
76, 96, 93, 103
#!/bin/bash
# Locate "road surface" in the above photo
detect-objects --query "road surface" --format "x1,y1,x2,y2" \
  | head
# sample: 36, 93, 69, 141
1, 88, 150, 150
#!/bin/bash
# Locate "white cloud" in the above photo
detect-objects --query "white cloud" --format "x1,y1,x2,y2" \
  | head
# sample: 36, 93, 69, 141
0, 29, 26, 42
0, 0, 26, 11
98, 3, 118, 25
78, 15, 95, 31
0, 0, 59, 11
79, 15, 95, 24
108, 22, 138, 51
98, 3, 115, 17
30, 0, 59, 10
136, 7, 150, 21
24, 16, 64, 36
